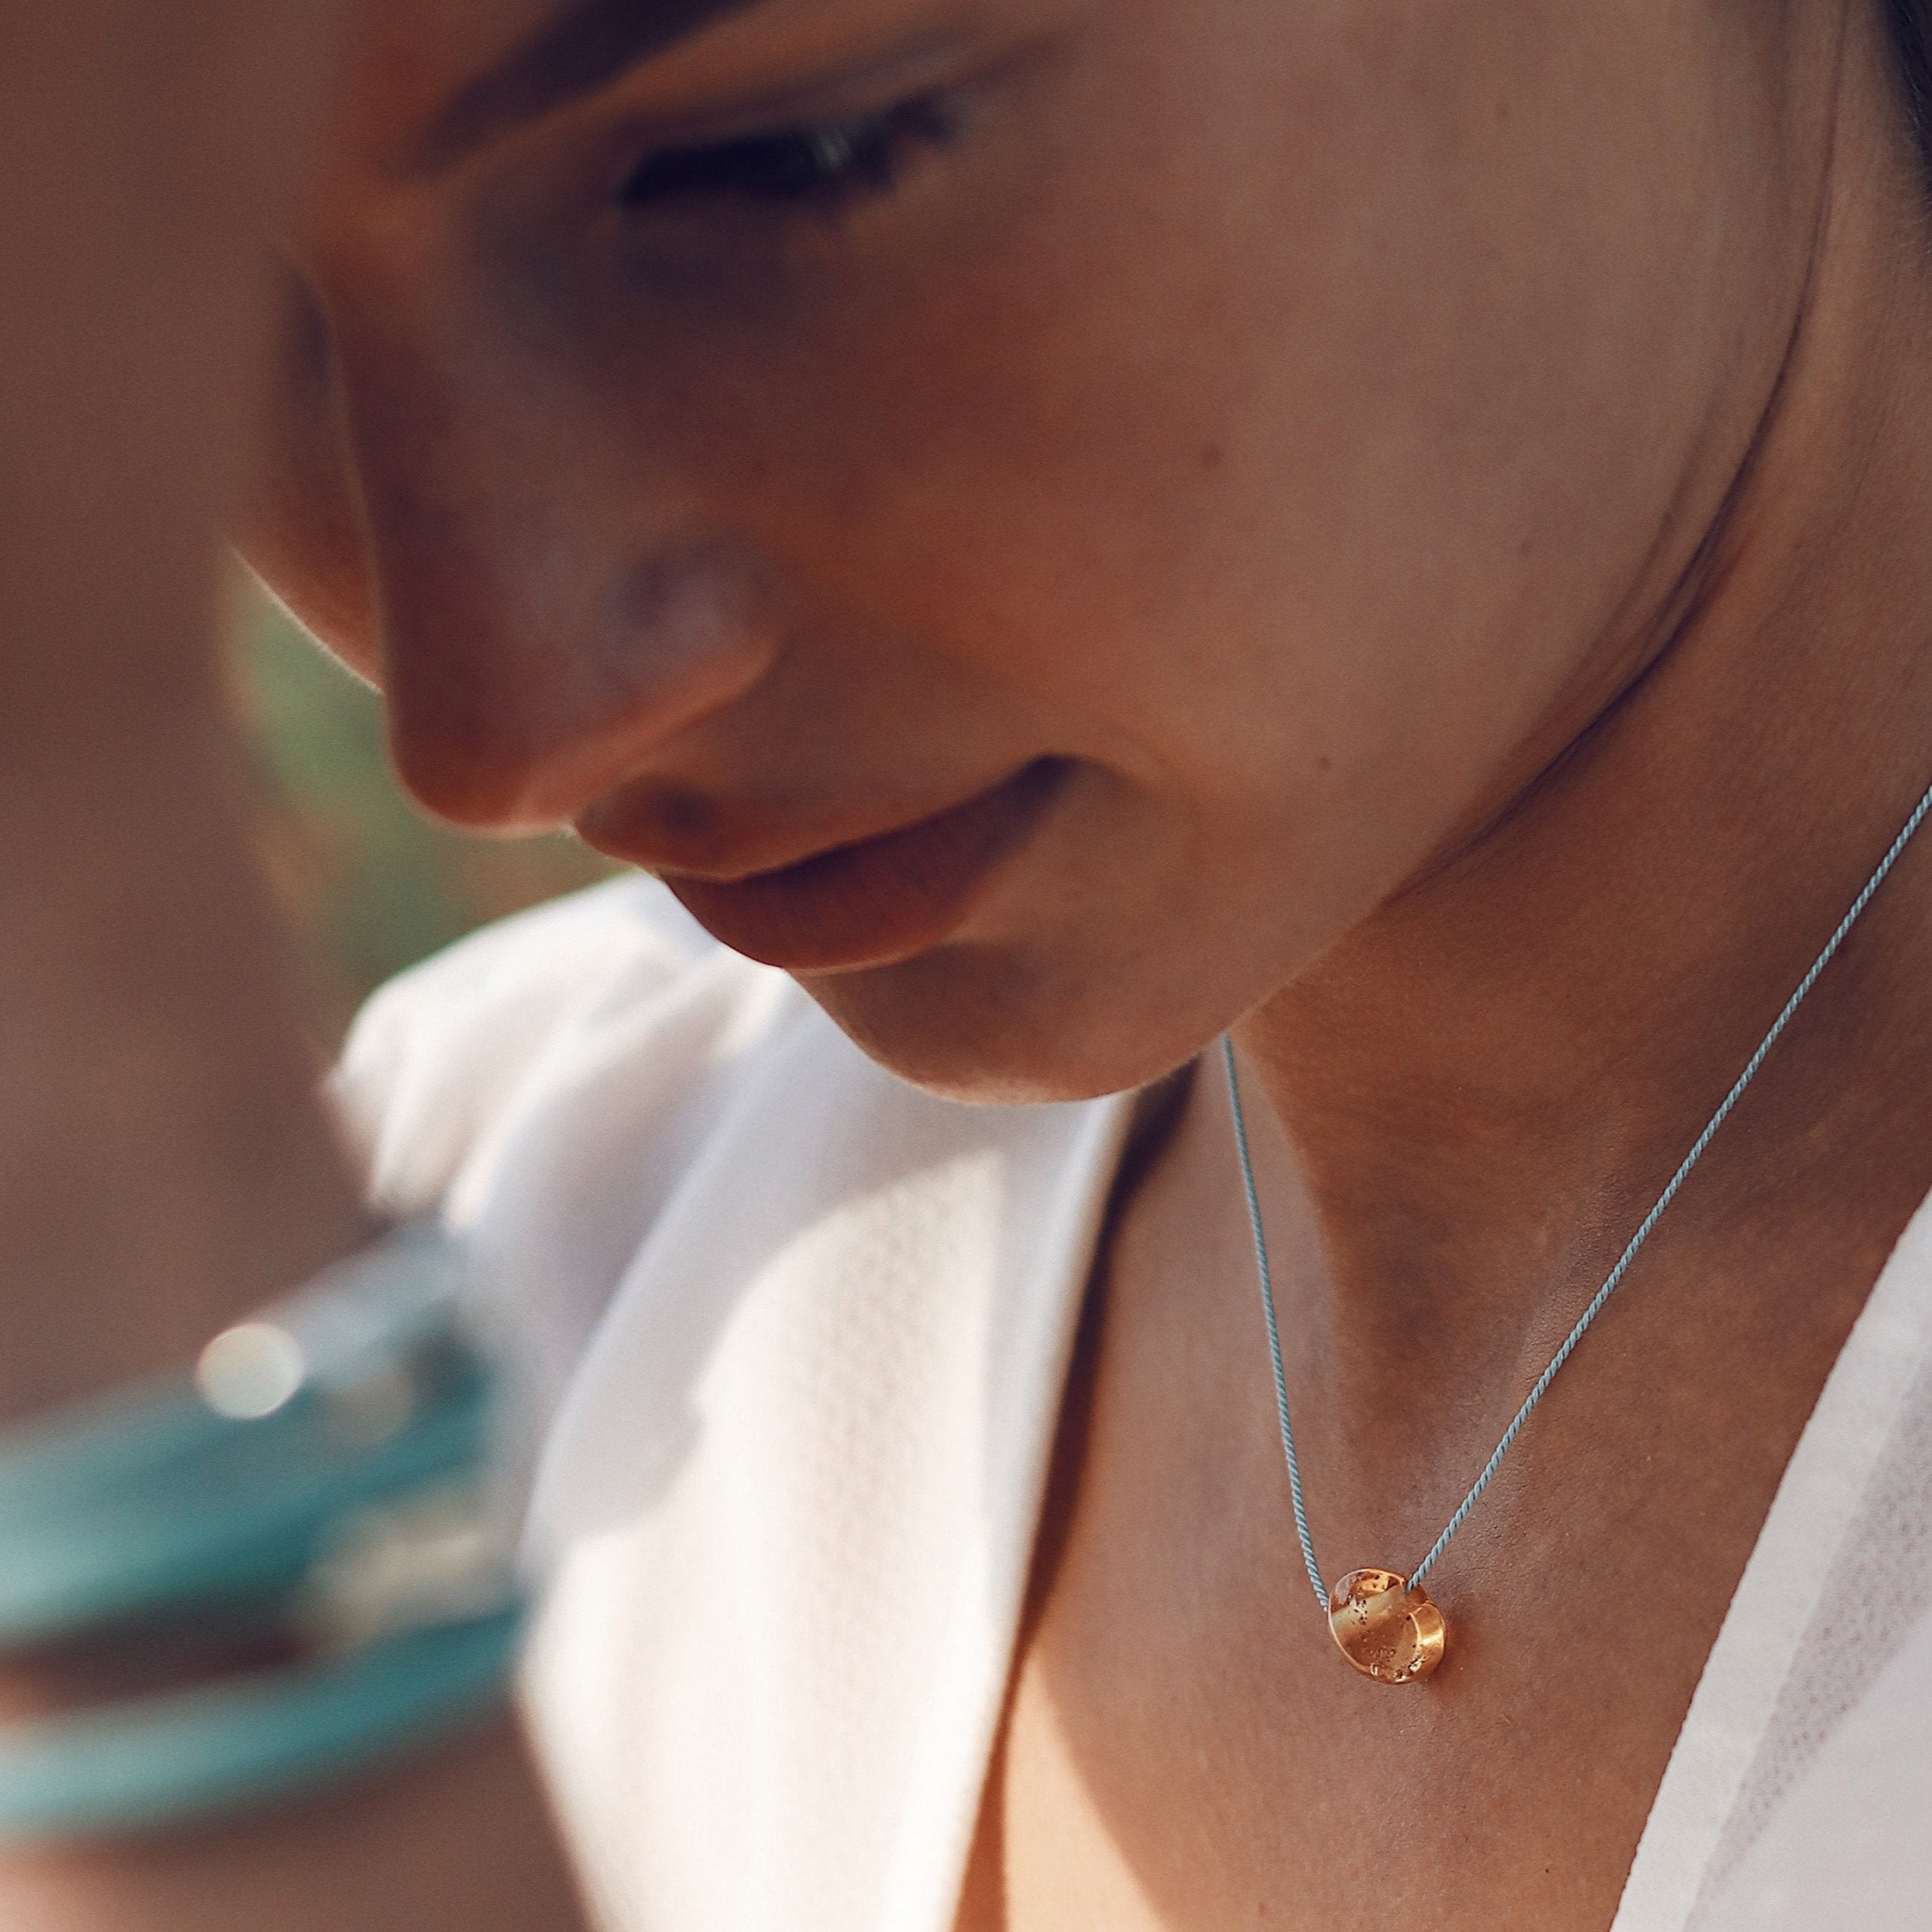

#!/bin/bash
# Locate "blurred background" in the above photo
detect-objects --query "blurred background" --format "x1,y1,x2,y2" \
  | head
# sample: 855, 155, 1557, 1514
233, 581, 619, 1048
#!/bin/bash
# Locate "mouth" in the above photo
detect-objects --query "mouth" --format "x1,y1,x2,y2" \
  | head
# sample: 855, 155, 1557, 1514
638, 758, 1072, 973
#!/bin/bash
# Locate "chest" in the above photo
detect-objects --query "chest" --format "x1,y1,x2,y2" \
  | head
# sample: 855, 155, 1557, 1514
947, 1421, 1744, 1932
947, 1173, 1877, 1931
952, 1557, 1703, 1932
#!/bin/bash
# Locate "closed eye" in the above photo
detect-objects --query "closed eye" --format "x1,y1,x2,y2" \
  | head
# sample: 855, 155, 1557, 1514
617, 94, 953, 211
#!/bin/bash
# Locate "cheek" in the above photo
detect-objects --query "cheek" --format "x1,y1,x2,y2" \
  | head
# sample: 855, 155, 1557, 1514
641, 0, 1783, 1101
607, 0, 1755, 884
231, 0, 1779, 1063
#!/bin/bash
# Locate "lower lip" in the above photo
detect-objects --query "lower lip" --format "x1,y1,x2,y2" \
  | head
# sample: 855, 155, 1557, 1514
661, 759, 1069, 973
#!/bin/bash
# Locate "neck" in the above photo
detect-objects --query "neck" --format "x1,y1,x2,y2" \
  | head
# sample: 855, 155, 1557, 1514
1226, 37, 1932, 1476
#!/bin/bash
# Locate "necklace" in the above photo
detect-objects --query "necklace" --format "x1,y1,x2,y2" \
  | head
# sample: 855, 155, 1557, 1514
1223, 772, 1932, 1684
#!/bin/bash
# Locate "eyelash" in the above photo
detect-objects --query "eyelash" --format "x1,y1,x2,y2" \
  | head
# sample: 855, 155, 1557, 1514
617, 95, 953, 214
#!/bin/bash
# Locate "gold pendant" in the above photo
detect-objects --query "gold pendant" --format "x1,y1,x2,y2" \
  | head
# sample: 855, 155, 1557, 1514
1327, 1569, 1446, 1683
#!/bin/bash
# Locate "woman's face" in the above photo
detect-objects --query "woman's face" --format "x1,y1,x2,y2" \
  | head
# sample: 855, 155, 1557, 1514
243, 0, 1816, 1099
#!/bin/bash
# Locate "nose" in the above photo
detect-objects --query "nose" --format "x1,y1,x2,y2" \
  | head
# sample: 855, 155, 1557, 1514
325, 286, 780, 833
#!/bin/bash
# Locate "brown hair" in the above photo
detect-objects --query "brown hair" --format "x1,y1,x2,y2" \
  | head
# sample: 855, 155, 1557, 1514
1887, 0, 1932, 162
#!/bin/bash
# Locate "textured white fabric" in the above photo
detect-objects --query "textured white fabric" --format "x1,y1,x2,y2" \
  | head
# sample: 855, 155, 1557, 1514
1616, 1190, 1932, 1932
333, 877, 1932, 1931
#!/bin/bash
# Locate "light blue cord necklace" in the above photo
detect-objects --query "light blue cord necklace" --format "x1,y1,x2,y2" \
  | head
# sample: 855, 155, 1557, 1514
1223, 771, 1932, 1684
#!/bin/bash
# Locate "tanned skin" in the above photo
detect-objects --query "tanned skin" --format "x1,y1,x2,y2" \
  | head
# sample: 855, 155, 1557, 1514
7, 1, 1932, 1928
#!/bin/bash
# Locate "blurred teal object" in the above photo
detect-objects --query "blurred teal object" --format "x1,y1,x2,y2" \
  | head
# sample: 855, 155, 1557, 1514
0, 1607, 525, 1841
0, 1366, 492, 1648
233, 585, 617, 1042
0, 1224, 496, 1648
0, 1223, 526, 1839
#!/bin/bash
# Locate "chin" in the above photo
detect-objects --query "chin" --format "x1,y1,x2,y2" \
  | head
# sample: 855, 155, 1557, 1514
799, 938, 1215, 1107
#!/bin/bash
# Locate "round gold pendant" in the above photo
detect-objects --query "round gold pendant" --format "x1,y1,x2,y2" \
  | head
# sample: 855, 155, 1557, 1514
1327, 1569, 1447, 1684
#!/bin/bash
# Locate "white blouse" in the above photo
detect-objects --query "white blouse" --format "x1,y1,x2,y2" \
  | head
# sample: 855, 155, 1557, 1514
332, 877, 1932, 1931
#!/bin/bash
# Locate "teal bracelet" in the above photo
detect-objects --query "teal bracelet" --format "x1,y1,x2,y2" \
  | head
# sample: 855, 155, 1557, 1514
0, 1228, 466, 1518
0, 1229, 497, 1648
0, 1370, 492, 1648
0, 1605, 525, 1841
0, 1226, 528, 1840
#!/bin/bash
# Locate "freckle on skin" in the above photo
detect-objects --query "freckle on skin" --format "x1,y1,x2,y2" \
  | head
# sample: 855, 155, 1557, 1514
1200, 442, 1226, 471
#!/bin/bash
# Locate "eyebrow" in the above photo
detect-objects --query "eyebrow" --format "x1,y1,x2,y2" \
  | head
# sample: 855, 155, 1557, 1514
419, 0, 770, 170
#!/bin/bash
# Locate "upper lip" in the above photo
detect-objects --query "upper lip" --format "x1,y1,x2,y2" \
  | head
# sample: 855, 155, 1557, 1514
575, 772, 1027, 885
